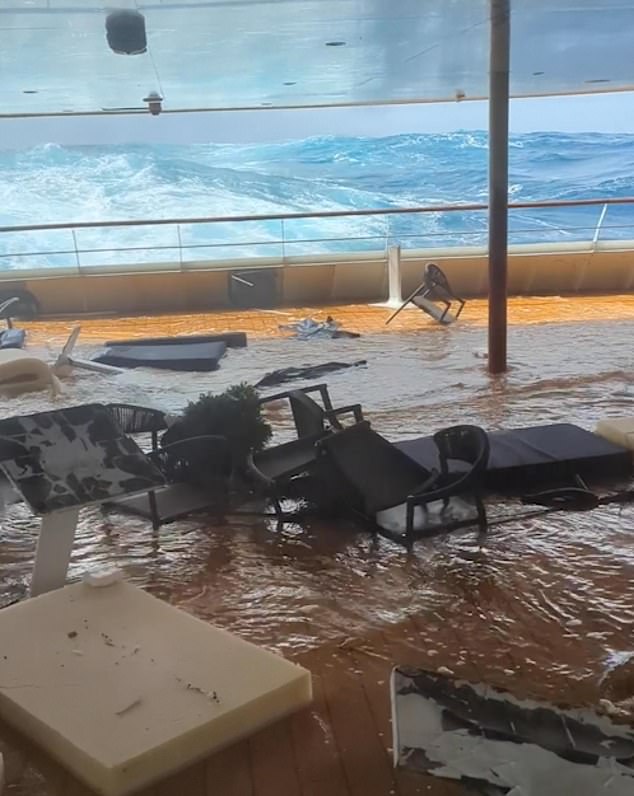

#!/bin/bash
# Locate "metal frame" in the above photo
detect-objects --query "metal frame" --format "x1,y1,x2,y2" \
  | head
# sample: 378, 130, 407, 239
488, 0, 511, 373
3, 196, 634, 235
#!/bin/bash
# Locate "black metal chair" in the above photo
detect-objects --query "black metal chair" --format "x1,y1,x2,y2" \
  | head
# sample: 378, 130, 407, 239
149, 433, 230, 488
421, 263, 464, 312
106, 403, 168, 451
386, 262, 466, 325
428, 424, 490, 532
316, 421, 489, 545
249, 384, 364, 518
258, 383, 363, 437
106, 404, 229, 529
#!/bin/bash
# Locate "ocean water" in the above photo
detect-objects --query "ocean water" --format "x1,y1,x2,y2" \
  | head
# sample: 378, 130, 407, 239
2, 131, 634, 270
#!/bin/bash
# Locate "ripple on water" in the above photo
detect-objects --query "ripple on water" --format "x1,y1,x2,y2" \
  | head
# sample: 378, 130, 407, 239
0, 314, 633, 689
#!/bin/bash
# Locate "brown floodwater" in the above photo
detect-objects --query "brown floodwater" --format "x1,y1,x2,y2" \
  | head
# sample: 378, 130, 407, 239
0, 297, 633, 682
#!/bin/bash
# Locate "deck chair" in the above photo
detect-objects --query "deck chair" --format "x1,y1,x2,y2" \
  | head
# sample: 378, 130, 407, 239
386, 262, 466, 325
316, 421, 489, 544
53, 326, 122, 375
249, 384, 364, 518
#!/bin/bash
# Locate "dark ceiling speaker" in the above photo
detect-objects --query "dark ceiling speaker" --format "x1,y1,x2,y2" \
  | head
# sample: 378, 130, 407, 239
106, 9, 147, 55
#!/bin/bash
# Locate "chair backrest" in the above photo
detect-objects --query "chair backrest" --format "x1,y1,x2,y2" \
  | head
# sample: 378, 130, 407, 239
289, 391, 327, 438
158, 434, 231, 485
318, 421, 432, 514
423, 263, 454, 300
106, 404, 168, 451
106, 404, 167, 435
432, 425, 489, 482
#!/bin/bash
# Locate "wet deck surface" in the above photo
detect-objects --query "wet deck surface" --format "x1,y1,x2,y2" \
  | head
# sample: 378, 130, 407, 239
1, 297, 634, 795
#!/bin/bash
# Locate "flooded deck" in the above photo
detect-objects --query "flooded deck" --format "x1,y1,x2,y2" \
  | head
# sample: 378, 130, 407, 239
1, 296, 634, 795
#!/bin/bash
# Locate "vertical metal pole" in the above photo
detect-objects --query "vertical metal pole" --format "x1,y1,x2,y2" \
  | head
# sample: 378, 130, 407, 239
386, 244, 403, 306
488, 0, 510, 373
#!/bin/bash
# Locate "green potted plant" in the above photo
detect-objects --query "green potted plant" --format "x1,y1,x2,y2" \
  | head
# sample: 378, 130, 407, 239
162, 383, 272, 483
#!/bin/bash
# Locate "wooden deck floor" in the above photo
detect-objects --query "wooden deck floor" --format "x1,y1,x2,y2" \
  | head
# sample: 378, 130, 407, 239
3, 589, 630, 796
22, 293, 634, 348
2, 296, 634, 793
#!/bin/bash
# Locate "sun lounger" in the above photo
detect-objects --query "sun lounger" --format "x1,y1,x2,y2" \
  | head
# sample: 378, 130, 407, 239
316, 421, 489, 544
398, 422, 632, 491
93, 341, 227, 371
103, 332, 247, 348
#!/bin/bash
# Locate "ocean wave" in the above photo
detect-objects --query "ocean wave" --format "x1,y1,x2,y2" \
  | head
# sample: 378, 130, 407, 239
2, 131, 634, 269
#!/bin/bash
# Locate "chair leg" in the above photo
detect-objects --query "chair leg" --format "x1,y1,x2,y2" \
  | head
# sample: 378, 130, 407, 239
30, 508, 80, 597
439, 299, 452, 322
405, 502, 415, 544
148, 490, 160, 531
271, 493, 285, 524
475, 496, 488, 534
454, 298, 466, 319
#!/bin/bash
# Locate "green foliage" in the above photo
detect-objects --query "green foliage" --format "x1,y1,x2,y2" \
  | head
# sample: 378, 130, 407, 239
164, 383, 272, 470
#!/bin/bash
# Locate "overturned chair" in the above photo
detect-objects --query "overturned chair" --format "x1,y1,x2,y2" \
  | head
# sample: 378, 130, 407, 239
315, 421, 489, 545
386, 262, 466, 326
248, 384, 364, 519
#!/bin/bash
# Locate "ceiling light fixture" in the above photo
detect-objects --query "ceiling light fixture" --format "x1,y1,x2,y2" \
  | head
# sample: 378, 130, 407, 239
106, 9, 147, 55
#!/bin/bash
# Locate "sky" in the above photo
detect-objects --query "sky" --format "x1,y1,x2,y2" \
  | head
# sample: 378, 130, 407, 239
2, 91, 634, 149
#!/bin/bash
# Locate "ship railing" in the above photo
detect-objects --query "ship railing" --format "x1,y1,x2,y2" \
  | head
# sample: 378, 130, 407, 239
1, 197, 633, 274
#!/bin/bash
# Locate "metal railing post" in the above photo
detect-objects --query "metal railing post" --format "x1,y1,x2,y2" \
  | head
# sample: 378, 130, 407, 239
71, 229, 81, 270
176, 224, 184, 268
592, 203, 608, 246
371, 244, 405, 308
281, 219, 286, 261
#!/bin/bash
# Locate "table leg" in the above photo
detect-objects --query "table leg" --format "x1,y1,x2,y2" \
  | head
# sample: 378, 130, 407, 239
29, 508, 80, 597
